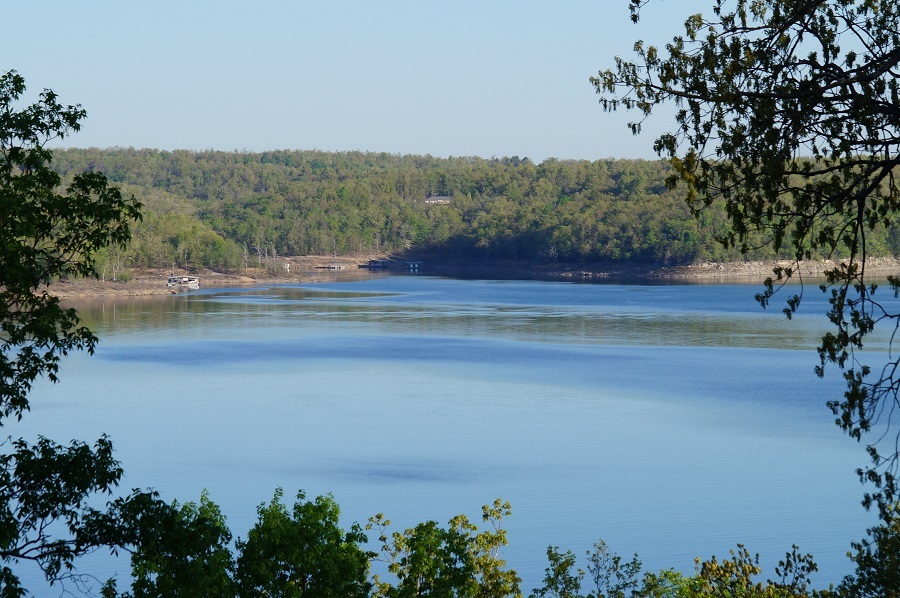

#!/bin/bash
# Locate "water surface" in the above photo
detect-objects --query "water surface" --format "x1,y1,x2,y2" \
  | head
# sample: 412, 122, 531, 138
25, 275, 883, 592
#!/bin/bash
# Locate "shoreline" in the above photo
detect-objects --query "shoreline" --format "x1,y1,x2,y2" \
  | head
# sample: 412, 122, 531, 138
47, 256, 900, 300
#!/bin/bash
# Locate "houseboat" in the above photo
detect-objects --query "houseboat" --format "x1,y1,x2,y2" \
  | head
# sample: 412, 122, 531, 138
166, 274, 200, 289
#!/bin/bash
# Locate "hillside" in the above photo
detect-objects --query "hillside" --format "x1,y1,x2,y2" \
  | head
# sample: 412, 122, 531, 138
51, 148, 900, 277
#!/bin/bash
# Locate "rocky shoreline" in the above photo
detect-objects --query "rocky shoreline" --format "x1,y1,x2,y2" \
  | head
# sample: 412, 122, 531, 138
47, 256, 900, 300
556, 256, 900, 280
47, 255, 384, 300
423, 256, 900, 282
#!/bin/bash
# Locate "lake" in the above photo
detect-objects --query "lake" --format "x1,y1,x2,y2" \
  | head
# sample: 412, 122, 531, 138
23, 274, 880, 593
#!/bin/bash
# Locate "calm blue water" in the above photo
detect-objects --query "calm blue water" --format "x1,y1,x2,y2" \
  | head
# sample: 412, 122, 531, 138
22, 275, 886, 593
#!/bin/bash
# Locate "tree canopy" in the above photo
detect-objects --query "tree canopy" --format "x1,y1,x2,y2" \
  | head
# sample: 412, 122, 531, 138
594, 0, 900, 514
0, 69, 158, 595
0, 72, 141, 421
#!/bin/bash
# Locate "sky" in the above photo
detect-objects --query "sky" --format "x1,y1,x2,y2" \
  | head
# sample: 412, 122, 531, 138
3, 1, 695, 162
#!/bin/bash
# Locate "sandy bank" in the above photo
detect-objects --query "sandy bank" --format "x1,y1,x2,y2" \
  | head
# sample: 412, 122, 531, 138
552, 257, 900, 280
47, 256, 900, 300
48, 255, 376, 300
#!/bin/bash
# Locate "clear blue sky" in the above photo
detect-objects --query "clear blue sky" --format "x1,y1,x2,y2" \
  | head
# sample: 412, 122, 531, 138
3, 1, 693, 161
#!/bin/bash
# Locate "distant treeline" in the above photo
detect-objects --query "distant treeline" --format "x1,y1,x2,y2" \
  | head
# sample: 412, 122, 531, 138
51, 148, 900, 273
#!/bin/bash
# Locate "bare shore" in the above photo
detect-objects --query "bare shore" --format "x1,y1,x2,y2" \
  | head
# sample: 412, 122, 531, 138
47, 255, 900, 300
548, 256, 900, 280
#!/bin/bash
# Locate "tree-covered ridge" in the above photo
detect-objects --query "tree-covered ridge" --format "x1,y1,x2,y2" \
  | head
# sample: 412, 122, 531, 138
54, 148, 899, 272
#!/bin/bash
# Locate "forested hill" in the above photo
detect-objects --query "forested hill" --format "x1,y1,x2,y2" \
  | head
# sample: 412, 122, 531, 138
51, 148, 900, 273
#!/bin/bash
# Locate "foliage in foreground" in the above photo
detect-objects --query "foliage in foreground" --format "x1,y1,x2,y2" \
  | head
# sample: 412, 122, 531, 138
0, 68, 176, 596
95, 488, 900, 598
595, 0, 900, 517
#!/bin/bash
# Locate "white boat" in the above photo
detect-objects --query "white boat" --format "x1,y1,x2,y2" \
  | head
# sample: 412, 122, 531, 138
166, 275, 200, 289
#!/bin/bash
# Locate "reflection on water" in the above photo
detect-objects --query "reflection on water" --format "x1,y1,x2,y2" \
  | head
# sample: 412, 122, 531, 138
76, 278, 831, 351
32, 275, 884, 591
